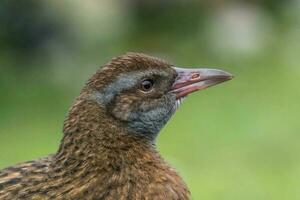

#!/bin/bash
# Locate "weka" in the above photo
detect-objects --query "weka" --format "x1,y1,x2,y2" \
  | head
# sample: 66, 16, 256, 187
0, 53, 232, 199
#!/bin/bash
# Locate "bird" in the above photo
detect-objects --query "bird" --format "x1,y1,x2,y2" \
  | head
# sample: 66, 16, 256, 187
0, 53, 232, 199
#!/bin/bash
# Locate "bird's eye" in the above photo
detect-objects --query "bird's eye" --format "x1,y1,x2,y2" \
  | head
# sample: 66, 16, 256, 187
140, 79, 154, 92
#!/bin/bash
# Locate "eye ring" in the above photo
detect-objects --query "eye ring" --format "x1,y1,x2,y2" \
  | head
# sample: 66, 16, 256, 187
140, 78, 154, 92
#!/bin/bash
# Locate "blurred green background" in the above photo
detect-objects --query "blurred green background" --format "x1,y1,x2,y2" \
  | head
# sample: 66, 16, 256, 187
1, 0, 300, 199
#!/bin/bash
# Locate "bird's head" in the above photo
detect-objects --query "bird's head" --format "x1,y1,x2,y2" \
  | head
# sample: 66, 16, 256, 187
67, 53, 232, 141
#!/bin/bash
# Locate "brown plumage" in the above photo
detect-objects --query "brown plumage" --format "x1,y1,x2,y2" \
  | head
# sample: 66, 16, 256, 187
0, 53, 232, 199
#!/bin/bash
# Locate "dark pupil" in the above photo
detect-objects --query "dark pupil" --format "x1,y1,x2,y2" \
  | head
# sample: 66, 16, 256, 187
141, 79, 153, 91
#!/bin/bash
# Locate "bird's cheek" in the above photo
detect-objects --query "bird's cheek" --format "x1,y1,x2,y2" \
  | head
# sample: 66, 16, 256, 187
111, 104, 132, 121
110, 97, 136, 121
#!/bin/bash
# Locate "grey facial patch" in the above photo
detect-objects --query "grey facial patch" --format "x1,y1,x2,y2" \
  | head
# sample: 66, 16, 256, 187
93, 69, 169, 106
126, 94, 177, 140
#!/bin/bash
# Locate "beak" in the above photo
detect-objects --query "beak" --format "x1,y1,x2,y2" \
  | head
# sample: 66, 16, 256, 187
170, 67, 233, 99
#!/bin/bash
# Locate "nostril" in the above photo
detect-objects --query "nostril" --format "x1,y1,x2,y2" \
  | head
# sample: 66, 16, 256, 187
191, 73, 200, 80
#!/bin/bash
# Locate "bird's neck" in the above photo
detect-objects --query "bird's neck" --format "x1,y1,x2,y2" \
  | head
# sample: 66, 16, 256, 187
56, 98, 163, 171
48, 98, 189, 199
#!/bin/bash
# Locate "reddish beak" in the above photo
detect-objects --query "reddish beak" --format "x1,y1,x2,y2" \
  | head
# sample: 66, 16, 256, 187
170, 67, 233, 99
